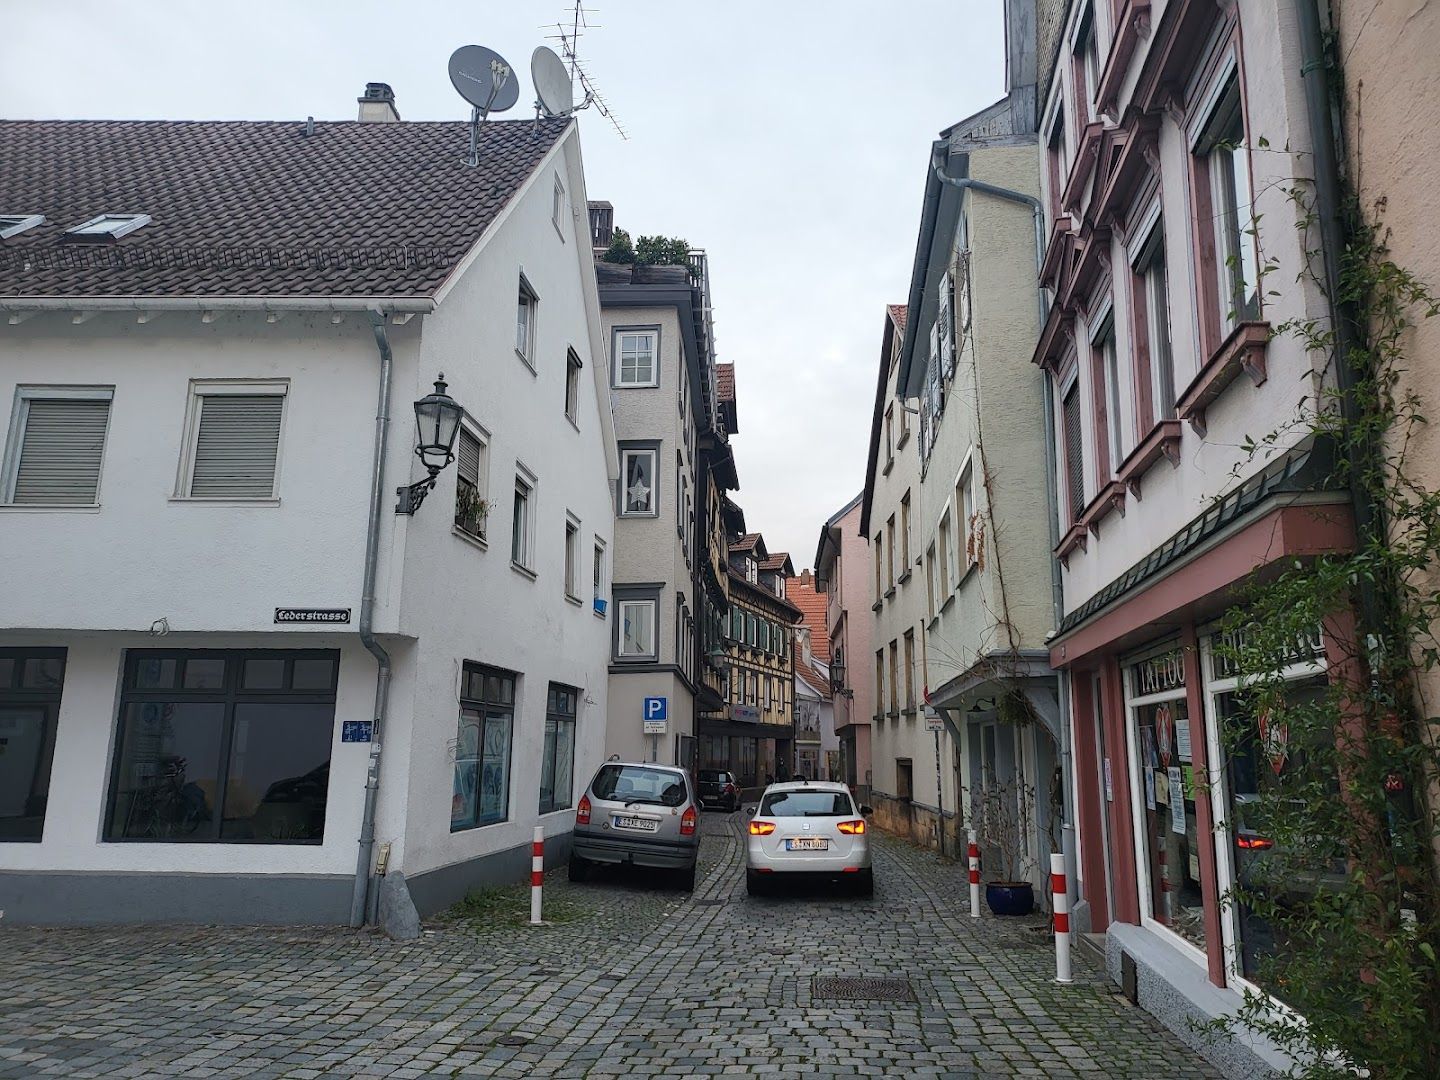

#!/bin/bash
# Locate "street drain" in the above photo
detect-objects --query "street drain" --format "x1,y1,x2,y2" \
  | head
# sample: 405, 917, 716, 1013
497, 1035, 529, 1046
811, 976, 917, 1002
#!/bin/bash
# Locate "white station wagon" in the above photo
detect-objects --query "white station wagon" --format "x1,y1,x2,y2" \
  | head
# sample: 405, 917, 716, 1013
745, 780, 873, 896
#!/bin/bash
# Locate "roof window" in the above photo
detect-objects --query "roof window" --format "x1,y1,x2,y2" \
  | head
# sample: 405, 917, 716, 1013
63, 214, 151, 242
0, 215, 45, 239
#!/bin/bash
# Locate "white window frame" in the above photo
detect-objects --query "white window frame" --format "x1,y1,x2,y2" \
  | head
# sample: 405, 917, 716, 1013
552, 174, 566, 240
516, 273, 538, 371
564, 348, 583, 424
2, 385, 114, 507
592, 536, 607, 615
619, 447, 658, 517
510, 463, 538, 573
453, 420, 490, 543
617, 598, 657, 660
613, 328, 659, 388
0, 214, 45, 239
957, 454, 978, 573
64, 213, 150, 240
174, 379, 288, 503
563, 512, 581, 601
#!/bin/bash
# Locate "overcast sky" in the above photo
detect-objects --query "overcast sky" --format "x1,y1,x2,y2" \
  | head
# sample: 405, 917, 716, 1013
3, 1, 1006, 567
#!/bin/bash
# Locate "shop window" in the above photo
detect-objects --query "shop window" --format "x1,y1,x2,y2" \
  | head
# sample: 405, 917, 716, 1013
1126, 647, 1208, 954
0, 648, 66, 841
452, 664, 516, 830
106, 650, 337, 843
539, 682, 578, 814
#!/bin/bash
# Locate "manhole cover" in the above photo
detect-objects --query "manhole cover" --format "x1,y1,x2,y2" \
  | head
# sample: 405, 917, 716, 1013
497, 1035, 529, 1046
811, 976, 916, 1002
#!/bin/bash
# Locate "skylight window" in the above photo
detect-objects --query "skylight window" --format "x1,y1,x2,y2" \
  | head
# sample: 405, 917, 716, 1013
63, 214, 151, 242
0, 215, 45, 239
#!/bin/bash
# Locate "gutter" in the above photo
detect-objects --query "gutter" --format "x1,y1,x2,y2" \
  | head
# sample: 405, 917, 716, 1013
351, 310, 396, 928
930, 149, 1079, 909
0, 296, 436, 313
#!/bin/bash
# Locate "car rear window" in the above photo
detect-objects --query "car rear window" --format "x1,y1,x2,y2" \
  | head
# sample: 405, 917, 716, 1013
760, 790, 854, 817
592, 765, 687, 807
698, 770, 727, 782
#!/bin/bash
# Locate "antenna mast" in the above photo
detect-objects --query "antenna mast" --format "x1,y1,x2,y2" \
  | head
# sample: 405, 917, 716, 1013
545, 3, 628, 140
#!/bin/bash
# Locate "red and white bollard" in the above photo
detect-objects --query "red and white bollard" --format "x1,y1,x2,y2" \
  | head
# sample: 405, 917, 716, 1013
530, 825, 545, 925
967, 830, 981, 919
1051, 852, 1072, 984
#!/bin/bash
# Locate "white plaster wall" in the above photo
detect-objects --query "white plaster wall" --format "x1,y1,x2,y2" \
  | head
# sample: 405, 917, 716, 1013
1052, 0, 1333, 617
386, 131, 615, 879
0, 631, 372, 876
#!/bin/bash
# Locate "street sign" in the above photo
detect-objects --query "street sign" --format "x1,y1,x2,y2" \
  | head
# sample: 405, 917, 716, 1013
643, 696, 668, 735
341, 720, 373, 743
924, 706, 945, 731
276, 607, 351, 624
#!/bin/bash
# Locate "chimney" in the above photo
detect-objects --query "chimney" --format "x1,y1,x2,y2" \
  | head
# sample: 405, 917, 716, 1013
357, 82, 400, 123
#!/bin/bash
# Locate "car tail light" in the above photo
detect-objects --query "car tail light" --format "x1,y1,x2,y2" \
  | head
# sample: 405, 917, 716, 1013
1237, 835, 1273, 850
724, 783, 736, 794
837, 819, 866, 835
749, 820, 776, 835
576, 794, 591, 826
680, 805, 697, 836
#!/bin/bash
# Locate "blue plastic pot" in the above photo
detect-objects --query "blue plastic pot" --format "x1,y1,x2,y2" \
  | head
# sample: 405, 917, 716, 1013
985, 882, 1035, 916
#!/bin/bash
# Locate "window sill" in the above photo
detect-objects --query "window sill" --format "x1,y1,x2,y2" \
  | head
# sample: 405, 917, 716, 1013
956, 560, 978, 591
1055, 520, 1089, 565
0, 503, 101, 513
452, 525, 489, 551
564, 593, 583, 607
884, 586, 896, 599
1080, 479, 1127, 536
511, 561, 537, 581
516, 348, 538, 375
898, 568, 912, 585
896, 429, 911, 451
1096, 0, 1152, 116
1176, 321, 1271, 434
902, 707, 917, 718
168, 496, 281, 507
1116, 419, 1183, 497
619, 510, 660, 520
882, 457, 894, 477
871, 599, 884, 612
565, 415, 580, 433
939, 593, 956, 616
614, 381, 660, 390
1060, 120, 1106, 215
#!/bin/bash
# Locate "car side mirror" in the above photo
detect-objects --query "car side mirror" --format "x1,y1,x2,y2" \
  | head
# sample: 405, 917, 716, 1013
860, 805, 874, 816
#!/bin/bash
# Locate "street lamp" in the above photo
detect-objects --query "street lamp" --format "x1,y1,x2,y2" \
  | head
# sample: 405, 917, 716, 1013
396, 374, 464, 515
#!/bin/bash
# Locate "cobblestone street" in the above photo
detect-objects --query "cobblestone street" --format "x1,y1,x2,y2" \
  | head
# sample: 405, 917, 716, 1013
0, 814, 1217, 1078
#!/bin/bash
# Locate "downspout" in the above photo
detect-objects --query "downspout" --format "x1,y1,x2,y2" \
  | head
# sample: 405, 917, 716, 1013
932, 156, 1078, 907
350, 310, 395, 928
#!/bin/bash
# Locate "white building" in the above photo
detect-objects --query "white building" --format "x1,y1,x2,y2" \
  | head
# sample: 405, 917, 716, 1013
0, 90, 617, 929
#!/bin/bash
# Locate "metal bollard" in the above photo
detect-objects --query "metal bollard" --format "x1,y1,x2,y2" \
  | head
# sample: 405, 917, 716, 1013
967, 830, 981, 919
530, 825, 544, 925
1051, 852, 1072, 984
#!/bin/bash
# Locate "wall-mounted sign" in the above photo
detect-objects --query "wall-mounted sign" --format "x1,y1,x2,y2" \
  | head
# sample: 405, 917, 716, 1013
923, 706, 944, 732
643, 696, 668, 735
731, 704, 760, 724
342, 720, 373, 743
276, 608, 351, 624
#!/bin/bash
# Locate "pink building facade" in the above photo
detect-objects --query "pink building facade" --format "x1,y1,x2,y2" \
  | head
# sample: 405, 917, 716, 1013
814, 494, 872, 802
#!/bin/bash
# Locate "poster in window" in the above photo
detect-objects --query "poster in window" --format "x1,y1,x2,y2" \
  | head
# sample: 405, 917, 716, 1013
1175, 716, 1192, 763
451, 709, 481, 829
1140, 725, 1158, 769
479, 714, 510, 823
1144, 765, 1156, 811
1155, 704, 1175, 768
1167, 766, 1186, 835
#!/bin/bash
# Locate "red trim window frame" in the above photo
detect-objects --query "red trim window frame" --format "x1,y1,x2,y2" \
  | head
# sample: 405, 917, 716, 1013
1125, 197, 1175, 433
1185, 46, 1259, 364
1088, 300, 1123, 485
1057, 354, 1085, 526
1047, 105, 1068, 222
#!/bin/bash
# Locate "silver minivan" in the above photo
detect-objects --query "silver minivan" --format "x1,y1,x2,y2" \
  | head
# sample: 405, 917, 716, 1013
569, 760, 700, 891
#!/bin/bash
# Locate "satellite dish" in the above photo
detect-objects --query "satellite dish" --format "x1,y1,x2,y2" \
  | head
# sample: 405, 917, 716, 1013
448, 45, 519, 114
531, 46, 573, 117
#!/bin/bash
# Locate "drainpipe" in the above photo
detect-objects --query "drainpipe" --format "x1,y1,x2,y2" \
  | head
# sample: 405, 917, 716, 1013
350, 310, 396, 928
932, 156, 1079, 908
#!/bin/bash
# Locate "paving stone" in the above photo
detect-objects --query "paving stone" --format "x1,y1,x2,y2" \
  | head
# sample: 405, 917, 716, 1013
0, 811, 1216, 1078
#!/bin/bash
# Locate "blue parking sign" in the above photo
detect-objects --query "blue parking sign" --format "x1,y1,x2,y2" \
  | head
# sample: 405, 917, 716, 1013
643, 696, 667, 734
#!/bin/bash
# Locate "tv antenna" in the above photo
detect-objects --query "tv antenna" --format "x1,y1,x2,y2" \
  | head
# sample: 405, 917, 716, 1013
447, 45, 520, 167
543, 3, 628, 139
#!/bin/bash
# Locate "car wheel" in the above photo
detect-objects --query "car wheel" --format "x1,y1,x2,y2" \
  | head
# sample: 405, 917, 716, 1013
745, 870, 767, 897
675, 863, 697, 892
568, 854, 591, 883
854, 869, 874, 898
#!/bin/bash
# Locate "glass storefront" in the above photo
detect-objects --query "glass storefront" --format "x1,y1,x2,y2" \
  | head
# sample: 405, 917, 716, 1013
1125, 644, 1209, 956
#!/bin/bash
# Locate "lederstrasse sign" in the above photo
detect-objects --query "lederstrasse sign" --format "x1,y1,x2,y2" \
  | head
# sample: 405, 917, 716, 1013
275, 607, 351, 624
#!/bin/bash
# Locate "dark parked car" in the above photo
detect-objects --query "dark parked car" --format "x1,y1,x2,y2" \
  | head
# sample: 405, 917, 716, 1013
570, 761, 700, 891
697, 769, 742, 811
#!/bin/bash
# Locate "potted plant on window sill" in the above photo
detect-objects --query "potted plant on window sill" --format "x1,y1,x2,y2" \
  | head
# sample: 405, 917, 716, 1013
454, 488, 489, 536
971, 776, 1037, 916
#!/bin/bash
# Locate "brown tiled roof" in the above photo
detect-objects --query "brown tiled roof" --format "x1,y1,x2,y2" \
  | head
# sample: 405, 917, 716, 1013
758, 553, 790, 572
730, 532, 762, 553
887, 303, 907, 333
792, 646, 833, 701
716, 363, 735, 402
726, 569, 804, 619
0, 117, 571, 299
785, 577, 830, 662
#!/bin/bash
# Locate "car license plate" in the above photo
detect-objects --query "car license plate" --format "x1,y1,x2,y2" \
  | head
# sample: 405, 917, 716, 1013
612, 814, 658, 832
786, 837, 829, 851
